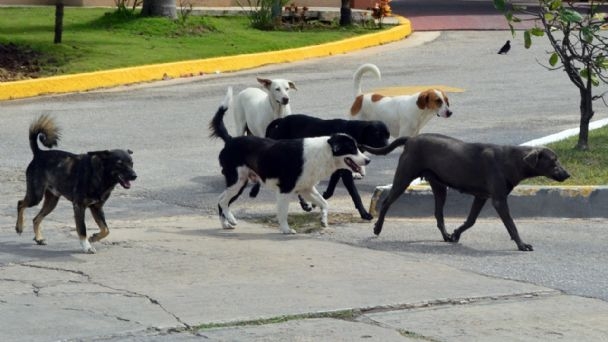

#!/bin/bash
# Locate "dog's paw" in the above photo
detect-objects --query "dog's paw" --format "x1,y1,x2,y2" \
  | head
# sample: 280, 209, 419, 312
281, 227, 296, 234
446, 230, 461, 242
80, 239, 96, 254
224, 212, 238, 226
15, 226, 23, 235
360, 211, 373, 221
300, 202, 313, 212
518, 243, 534, 252
33, 237, 46, 245
221, 218, 236, 230
352, 172, 363, 180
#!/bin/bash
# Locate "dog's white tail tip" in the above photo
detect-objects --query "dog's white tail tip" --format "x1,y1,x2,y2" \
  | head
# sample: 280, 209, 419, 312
222, 87, 233, 109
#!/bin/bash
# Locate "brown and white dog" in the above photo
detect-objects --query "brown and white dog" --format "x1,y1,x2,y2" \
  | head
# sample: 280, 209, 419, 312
349, 63, 453, 138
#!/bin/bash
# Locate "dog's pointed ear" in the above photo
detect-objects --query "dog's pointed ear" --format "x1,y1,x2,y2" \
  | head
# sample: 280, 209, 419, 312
416, 91, 430, 110
257, 78, 272, 89
288, 81, 297, 91
127, 149, 133, 155
523, 149, 541, 168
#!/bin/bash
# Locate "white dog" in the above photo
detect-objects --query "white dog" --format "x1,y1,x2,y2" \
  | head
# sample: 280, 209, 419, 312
350, 63, 453, 138
232, 77, 297, 137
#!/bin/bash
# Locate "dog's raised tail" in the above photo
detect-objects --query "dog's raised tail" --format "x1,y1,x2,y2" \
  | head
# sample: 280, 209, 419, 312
360, 137, 408, 155
209, 87, 233, 142
353, 63, 381, 97
29, 115, 60, 155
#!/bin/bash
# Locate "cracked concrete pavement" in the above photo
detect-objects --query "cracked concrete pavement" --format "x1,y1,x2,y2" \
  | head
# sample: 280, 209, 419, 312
2, 187, 608, 341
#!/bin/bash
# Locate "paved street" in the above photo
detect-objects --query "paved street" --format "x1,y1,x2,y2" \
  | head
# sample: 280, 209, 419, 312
1, 11, 608, 341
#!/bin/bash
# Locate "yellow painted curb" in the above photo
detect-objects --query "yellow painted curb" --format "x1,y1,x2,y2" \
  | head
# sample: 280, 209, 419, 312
0, 16, 411, 101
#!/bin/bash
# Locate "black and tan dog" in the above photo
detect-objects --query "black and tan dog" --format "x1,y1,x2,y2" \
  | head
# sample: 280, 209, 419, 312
362, 134, 570, 251
15, 115, 137, 253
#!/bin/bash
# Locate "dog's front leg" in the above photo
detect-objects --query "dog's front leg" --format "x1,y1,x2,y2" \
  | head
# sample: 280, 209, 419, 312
276, 193, 295, 234
491, 197, 533, 251
73, 204, 95, 254
89, 204, 109, 243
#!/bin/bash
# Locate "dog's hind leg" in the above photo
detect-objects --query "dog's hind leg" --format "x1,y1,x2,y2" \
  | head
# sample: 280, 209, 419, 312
15, 179, 45, 235
428, 180, 451, 242
89, 204, 109, 243
73, 204, 95, 254
276, 193, 295, 234
301, 187, 329, 227
218, 167, 248, 229
450, 196, 487, 243
491, 197, 532, 251
31, 190, 59, 245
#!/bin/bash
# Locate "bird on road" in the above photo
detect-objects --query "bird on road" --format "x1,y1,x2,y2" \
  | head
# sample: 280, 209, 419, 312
498, 40, 511, 54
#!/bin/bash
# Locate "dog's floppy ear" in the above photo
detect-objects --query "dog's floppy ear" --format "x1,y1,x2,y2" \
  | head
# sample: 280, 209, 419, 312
523, 149, 541, 168
288, 81, 297, 90
257, 78, 272, 90
416, 91, 430, 110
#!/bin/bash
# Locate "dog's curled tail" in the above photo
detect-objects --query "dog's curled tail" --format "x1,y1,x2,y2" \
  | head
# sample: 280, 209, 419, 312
360, 137, 408, 155
209, 87, 233, 142
29, 115, 61, 154
353, 63, 381, 97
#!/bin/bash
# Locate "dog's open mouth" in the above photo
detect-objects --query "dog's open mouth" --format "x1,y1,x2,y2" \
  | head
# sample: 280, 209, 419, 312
345, 157, 365, 176
118, 175, 133, 189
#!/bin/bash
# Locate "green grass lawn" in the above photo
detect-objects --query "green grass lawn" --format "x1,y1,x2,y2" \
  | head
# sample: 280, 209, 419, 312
0, 7, 379, 77
524, 125, 608, 185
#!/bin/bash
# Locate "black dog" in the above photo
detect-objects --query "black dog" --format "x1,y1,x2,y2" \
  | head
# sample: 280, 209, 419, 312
15, 115, 137, 254
210, 91, 370, 234
249, 114, 389, 220
361, 133, 570, 251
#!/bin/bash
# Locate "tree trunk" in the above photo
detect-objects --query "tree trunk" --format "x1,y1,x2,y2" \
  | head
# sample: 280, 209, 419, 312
340, 0, 352, 26
54, 1, 64, 44
141, 0, 177, 19
576, 87, 594, 150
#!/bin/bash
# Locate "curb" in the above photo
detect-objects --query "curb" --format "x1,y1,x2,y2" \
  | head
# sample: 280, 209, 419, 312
0, 14, 411, 101
370, 185, 608, 219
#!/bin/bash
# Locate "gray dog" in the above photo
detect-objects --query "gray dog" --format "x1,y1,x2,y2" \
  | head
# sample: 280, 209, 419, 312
361, 133, 570, 251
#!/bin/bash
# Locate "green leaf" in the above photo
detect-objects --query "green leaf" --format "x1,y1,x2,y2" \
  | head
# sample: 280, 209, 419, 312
530, 27, 545, 36
544, 12, 555, 22
494, 0, 506, 11
549, 52, 559, 66
581, 27, 594, 43
560, 9, 583, 23
549, 0, 562, 11
524, 30, 532, 49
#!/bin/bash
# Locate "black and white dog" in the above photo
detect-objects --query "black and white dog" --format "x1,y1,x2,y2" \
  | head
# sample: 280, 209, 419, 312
251, 114, 389, 220
210, 88, 371, 234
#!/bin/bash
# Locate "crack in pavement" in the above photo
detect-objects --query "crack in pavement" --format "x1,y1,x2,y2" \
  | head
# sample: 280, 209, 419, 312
18, 263, 191, 330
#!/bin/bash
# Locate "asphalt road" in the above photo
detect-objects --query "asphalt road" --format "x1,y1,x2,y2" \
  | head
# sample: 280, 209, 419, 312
2, 31, 607, 300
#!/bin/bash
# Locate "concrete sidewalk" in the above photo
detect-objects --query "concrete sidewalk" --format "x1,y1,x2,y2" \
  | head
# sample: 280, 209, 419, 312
1, 209, 607, 341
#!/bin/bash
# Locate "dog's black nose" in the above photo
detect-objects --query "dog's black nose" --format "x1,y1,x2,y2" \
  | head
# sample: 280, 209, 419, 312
281, 97, 289, 105
365, 157, 371, 165
446, 110, 453, 117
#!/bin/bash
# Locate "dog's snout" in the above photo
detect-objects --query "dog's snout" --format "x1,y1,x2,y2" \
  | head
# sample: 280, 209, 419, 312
364, 157, 371, 165
129, 171, 138, 181
281, 97, 289, 105
446, 110, 453, 118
